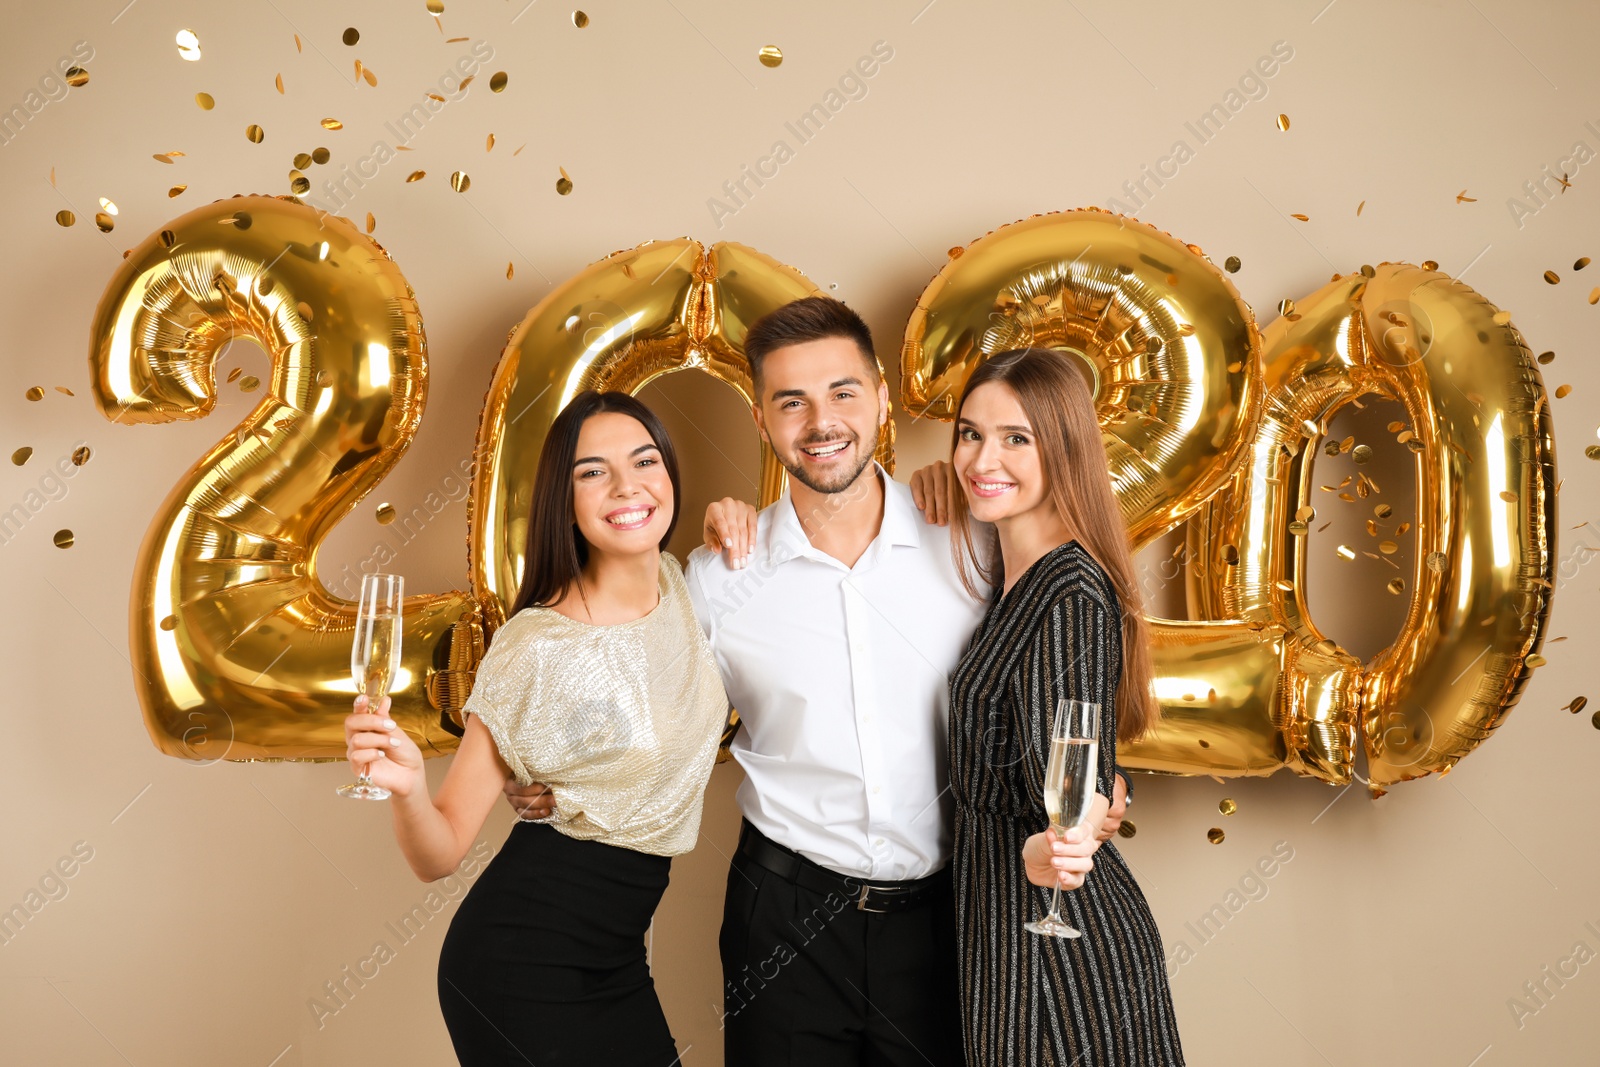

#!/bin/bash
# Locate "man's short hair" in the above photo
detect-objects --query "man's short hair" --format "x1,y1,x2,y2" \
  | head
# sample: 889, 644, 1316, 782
743, 296, 878, 391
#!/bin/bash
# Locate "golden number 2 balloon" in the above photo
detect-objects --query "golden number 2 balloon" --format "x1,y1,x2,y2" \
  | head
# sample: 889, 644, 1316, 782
905, 209, 1557, 790
89, 195, 482, 761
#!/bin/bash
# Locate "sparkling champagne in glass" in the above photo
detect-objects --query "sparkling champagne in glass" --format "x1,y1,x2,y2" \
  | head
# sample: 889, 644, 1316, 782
337, 573, 403, 800
1025, 698, 1100, 938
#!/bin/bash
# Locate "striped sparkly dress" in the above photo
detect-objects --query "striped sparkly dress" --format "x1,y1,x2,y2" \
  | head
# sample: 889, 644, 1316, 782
949, 540, 1184, 1066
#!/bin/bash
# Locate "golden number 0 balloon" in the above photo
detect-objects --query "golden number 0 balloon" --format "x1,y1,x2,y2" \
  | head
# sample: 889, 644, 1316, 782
89, 195, 482, 761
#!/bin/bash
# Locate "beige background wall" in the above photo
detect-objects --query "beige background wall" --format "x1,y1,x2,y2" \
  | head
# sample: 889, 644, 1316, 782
4, 1, 1599, 1063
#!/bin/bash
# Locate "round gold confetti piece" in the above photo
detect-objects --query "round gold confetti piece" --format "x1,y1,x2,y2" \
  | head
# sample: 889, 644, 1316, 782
290, 172, 310, 194
1526, 653, 1547, 668
342, 27, 360, 46
1499, 490, 1519, 503
11, 447, 32, 465
364, 212, 375, 233
376, 502, 395, 524
1116, 821, 1137, 839
1588, 287, 1600, 305
1335, 544, 1356, 561
1224, 255, 1241, 273
427, 0, 445, 13
159, 229, 176, 248
506, 261, 514, 279
1288, 520, 1308, 536
1537, 350, 1555, 364
294, 152, 312, 169
226, 367, 242, 384
759, 45, 784, 68
176, 28, 202, 61
316, 369, 333, 387
1322, 439, 1340, 457
1492, 310, 1512, 325
1352, 444, 1373, 464
53, 529, 74, 549
313, 147, 331, 165
1555, 384, 1572, 399
1206, 828, 1225, 845
196, 92, 214, 109
65, 66, 89, 87
1276, 113, 1289, 131
55, 209, 74, 227
298, 301, 315, 321
56, 386, 74, 396
1295, 505, 1315, 522
1567, 696, 1587, 715
450, 170, 470, 192
246, 124, 264, 143
71, 446, 91, 466
556, 175, 573, 195
1379, 540, 1398, 554
1386, 577, 1406, 595
99, 196, 118, 215
1274, 579, 1294, 592
1219, 798, 1237, 816
1592, 710, 1600, 730
490, 71, 508, 92
160, 615, 178, 631
239, 375, 260, 392
25, 386, 44, 401
1374, 503, 1393, 518
1576, 257, 1591, 271
321, 117, 343, 130
94, 212, 114, 232
1422, 259, 1439, 271
406, 170, 426, 183
572, 10, 589, 27
1221, 544, 1239, 565
1543, 270, 1559, 284
1278, 298, 1295, 316
1586, 445, 1600, 461
1426, 551, 1448, 573
1359, 264, 1376, 278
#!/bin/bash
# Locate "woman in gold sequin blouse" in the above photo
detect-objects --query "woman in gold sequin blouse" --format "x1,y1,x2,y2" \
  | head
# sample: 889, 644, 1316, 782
343, 390, 729, 1065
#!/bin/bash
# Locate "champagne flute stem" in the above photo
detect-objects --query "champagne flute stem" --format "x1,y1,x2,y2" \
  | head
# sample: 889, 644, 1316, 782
1048, 883, 1063, 923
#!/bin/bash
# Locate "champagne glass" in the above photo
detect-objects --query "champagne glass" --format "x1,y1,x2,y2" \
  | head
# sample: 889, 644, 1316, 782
1025, 698, 1100, 938
337, 573, 404, 800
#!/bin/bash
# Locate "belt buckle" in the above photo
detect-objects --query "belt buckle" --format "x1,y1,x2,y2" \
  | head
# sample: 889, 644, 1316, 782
856, 882, 899, 913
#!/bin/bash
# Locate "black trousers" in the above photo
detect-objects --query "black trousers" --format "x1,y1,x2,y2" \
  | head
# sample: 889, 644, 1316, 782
719, 822, 963, 1067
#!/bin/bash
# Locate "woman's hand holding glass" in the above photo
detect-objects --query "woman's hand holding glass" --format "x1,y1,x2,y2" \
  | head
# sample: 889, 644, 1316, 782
343, 694, 427, 800
1022, 790, 1110, 890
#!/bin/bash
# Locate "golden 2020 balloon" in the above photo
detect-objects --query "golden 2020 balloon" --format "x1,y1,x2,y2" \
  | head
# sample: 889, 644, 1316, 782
89, 195, 482, 761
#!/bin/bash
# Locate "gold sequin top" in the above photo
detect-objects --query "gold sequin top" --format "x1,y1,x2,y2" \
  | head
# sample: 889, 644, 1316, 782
463, 553, 729, 857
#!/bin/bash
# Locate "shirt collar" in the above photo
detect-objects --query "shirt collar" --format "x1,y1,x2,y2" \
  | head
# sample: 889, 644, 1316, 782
764, 462, 921, 568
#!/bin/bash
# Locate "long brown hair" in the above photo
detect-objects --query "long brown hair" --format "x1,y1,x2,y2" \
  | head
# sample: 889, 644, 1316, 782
949, 348, 1157, 742
504, 390, 682, 623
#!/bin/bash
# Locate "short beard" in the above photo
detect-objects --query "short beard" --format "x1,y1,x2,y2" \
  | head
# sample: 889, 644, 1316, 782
781, 423, 879, 494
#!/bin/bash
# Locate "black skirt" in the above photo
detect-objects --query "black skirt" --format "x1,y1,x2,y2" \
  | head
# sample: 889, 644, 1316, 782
437, 820, 678, 1065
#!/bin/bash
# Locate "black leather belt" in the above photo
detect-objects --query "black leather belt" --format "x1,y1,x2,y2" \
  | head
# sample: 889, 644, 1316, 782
735, 821, 947, 914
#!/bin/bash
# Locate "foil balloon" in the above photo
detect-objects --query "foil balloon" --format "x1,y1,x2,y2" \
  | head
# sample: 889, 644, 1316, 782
89, 195, 482, 762
1186, 263, 1557, 791
902, 207, 1260, 545
469, 238, 896, 629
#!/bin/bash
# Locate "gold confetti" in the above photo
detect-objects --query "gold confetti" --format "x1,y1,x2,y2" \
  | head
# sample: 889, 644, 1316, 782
1592, 710, 1600, 730
1221, 544, 1239, 564
1455, 190, 1476, 203
1422, 259, 1439, 270
289, 170, 310, 194
486, 133, 495, 151
1274, 579, 1294, 592
294, 33, 302, 53
1499, 490, 1518, 503
160, 615, 178, 632
55, 209, 74, 227
426, 92, 445, 102
506, 261, 514, 279
365, 212, 376, 233
1290, 213, 1309, 221
759, 45, 784, 68
1273, 113, 1290, 132
71, 446, 91, 466
1336, 545, 1355, 561
25, 386, 44, 401
321, 117, 343, 130
1356, 200, 1365, 216
450, 170, 470, 192
459, 75, 474, 90
1224, 255, 1240, 273
1278, 298, 1295, 316
1566, 696, 1588, 715
168, 185, 186, 198
239, 375, 260, 392
362, 66, 378, 88
1587, 445, 1600, 460
342, 27, 360, 46
1576, 257, 1591, 271
55, 386, 74, 397
1386, 577, 1405, 595
275, 73, 284, 94
65, 66, 89, 87
1206, 828, 1225, 844
1543, 270, 1560, 285
1537, 350, 1555, 364
1117, 822, 1137, 839
196, 92, 214, 110
1425, 551, 1447, 573
226, 367, 242, 383
447, 36, 468, 43
514, 143, 526, 156
375, 502, 395, 524
1588, 287, 1599, 306
294, 152, 312, 169
175, 28, 202, 61
427, 0, 445, 13
11, 447, 32, 465
1352, 444, 1372, 464
1379, 540, 1398, 554
572, 10, 590, 27
490, 71, 508, 92
1492, 310, 1511, 325
53, 529, 74, 549
313, 147, 331, 164
246, 124, 265, 143
406, 170, 426, 182
556, 170, 573, 195
1526, 654, 1547, 668
1219, 798, 1237, 816
94, 212, 114, 232
1555, 384, 1572, 398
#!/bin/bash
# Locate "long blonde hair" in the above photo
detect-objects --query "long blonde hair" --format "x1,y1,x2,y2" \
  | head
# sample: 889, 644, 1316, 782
950, 348, 1157, 742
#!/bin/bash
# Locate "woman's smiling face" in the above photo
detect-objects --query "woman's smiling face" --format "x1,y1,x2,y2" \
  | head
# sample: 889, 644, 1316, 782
569, 411, 675, 557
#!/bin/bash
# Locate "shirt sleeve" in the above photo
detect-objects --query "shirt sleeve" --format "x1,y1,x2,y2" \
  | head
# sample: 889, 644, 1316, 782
1023, 588, 1120, 814
459, 616, 539, 786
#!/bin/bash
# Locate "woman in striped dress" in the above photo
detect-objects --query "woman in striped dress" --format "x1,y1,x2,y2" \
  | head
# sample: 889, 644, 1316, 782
945, 348, 1185, 1065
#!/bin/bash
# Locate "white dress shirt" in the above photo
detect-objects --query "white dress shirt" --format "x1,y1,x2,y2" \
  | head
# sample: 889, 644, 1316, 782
685, 465, 988, 881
